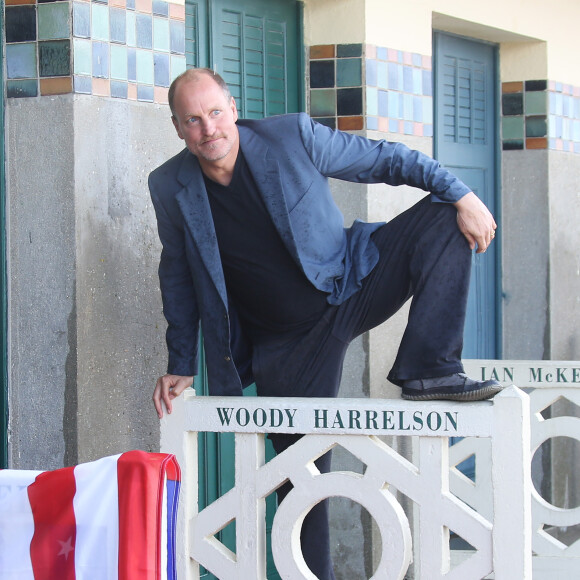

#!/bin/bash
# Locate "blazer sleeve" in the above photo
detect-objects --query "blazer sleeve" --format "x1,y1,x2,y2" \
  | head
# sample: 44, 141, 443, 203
297, 113, 471, 203
149, 174, 200, 377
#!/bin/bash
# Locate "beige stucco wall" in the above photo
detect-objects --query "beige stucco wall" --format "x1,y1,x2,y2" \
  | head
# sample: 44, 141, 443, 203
304, 0, 580, 85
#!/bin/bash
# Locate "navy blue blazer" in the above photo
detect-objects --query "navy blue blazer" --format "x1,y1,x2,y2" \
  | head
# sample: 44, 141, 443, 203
148, 113, 471, 395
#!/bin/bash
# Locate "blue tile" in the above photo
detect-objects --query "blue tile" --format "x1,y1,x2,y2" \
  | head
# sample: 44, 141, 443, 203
412, 68, 422, 95
153, 16, 170, 52
152, 0, 169, 17
136, 49, 153, 84
377, 61, 387, 89
403, 94, 413, 121
126, 11, 136, 46
388, 63, 401, 91
92, 41, 109, 78
377, 47, 388, 61
404, 121, 414, 134
422, 97, 433, 124
126, 0, 135, 9
412, 53, 422, 67
74, 74, 92, 93
6, 43, 37, 79
73, 2, 91, 38
365, 59, 377, 86
91, 3, 109, 41
154, 51, 170, 86
424, 124, 433, 137
366, 86, 377, 116
388, 118, 399, 133
403, 66, 413, 93
378, 90, 388, 116
128, 47, 137, 81
413, 96, 423, 122
110, 44, 127, 79
422, 70, 432, 96
110, 8, 126, 43
574, 97, 580, 120
111, 80, 128, 98
7, 79, 38, 98
137, 84, 154, 102
136, 13, 153, 49
169, 20, 185, 54
387, 91, 399, 118
366, 116, 378, 130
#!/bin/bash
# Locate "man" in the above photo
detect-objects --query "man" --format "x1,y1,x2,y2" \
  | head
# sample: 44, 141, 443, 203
149, 68, 500, 578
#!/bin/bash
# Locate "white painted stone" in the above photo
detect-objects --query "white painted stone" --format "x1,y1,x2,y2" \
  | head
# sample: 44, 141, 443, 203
160, 386, 532, 579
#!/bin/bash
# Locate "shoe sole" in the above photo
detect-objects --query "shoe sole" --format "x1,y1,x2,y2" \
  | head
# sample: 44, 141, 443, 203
401, 385, 503, 402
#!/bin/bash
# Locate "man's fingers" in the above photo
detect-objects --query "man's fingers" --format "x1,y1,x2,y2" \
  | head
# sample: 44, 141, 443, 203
152, 375, 194, 419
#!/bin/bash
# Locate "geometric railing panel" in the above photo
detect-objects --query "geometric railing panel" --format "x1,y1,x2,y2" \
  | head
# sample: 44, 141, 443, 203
161, 386, 531, 579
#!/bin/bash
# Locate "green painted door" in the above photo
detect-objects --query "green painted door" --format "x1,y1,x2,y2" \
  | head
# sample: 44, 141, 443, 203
185, 1, 303, 577
434, 32, 500, 359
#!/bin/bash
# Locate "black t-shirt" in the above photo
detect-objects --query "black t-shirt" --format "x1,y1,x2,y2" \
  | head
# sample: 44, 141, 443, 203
204, 151, 328, 343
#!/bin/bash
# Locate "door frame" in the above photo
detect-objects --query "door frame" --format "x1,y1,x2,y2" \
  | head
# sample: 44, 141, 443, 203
433, 30, 503, 359
1, 5, 8, 468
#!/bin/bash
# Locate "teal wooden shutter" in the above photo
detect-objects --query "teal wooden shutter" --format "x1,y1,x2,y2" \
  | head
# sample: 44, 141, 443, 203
211, 0, 301, 117
434, 32, 500, 359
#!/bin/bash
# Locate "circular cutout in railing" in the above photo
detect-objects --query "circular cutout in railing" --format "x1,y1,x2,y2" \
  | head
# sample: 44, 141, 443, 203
532, 436, 580, 510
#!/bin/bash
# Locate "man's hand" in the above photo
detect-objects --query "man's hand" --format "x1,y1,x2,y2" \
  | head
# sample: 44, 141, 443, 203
153, 374, 194, 419
454, 192, 497, 254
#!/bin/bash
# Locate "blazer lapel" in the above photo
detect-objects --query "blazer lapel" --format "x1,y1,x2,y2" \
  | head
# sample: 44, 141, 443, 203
238, 125, 300, 263
174, 151, 228, 303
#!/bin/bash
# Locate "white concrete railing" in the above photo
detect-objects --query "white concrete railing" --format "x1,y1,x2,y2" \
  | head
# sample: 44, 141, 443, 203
462, 360, 580, 578
161, 386, 531, 579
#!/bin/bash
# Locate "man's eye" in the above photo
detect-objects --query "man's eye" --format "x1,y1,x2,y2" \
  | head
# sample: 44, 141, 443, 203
212, 110, 221, 116
188, 118, 199, 124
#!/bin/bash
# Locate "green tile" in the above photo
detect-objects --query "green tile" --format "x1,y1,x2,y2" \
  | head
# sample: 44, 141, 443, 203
38, 3, 71, 40
310, 89, 336, 117
91, 3, 110, 41
39, 40, 71, 77
526, 115, 547, 138
136, 49, 153, 84
73, 38, 92, 75
525, 91, 547, 115
110, 44, 128, 80
336, 58, 361, 88
7, 79, 38, 98
502, 116, 524, 140
153, 17, 170, 52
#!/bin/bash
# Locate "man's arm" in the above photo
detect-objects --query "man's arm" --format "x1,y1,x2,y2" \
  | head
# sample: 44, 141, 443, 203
149, 174, 200, 416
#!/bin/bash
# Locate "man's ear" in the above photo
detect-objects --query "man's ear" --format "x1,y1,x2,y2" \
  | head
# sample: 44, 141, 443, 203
230, 97, 239, 122
172, 115, 184, 140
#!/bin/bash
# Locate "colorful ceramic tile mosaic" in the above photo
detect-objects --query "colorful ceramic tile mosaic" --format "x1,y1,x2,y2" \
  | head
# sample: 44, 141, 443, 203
5, 0, 186, 103
308, 43, 432, 137
501, 80, 580, 153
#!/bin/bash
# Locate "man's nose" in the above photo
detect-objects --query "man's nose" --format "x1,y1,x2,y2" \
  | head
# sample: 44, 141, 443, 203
201, 117, 215, 135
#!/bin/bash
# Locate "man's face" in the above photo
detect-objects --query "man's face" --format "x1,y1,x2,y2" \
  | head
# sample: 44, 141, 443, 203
171, 75, 239, 166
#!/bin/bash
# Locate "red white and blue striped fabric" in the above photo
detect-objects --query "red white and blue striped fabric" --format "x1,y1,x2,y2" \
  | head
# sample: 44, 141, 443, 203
0, 450, 180, 580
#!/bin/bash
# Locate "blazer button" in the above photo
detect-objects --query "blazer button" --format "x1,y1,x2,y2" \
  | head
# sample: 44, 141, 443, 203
224, 356, 231, 361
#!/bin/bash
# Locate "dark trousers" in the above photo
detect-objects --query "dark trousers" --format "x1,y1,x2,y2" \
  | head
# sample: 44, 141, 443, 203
253, 196, 472, 579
